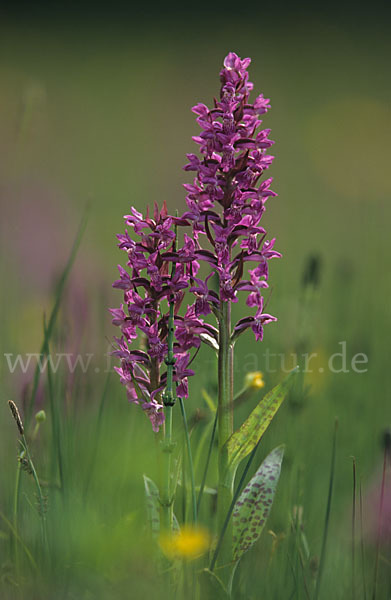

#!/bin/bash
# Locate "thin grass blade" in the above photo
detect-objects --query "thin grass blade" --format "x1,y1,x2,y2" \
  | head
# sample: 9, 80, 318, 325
25, 209, 88, 427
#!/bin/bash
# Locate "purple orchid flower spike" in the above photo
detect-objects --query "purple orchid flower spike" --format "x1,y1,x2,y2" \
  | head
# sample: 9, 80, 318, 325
111, 52, 281, 434
177, 51, 280, 334
110, 200, 215, 432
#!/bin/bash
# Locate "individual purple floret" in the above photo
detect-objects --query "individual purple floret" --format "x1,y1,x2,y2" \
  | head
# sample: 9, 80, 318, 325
234, 298, 278, 342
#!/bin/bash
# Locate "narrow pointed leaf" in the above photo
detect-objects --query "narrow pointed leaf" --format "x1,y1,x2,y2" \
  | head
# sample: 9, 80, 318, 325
233, 445, 284, 562
226, 367, 297, 470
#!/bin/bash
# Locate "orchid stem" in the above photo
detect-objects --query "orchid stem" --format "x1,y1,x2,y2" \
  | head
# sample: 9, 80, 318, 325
216, 300, 234, 570
161, 257, 177, 533
161, 406, 173, 533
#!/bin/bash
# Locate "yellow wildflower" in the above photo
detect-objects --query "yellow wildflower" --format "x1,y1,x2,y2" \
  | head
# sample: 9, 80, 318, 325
159, 525, 211, 560
244, 371, 265, 389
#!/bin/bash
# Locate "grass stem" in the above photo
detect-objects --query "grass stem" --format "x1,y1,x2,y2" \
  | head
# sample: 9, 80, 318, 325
25, 210, 88, 429
197, 410, 218, 513
314, 418, 338, 600
359, 481, 367, 600
179, 397, 197, 524
352, 457, 356, 600
371, 441, 388, 600
20, 434, 48, 553
12, 461, 22, 574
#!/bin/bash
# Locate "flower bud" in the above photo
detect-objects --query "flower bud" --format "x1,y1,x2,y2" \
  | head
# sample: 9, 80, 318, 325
35, 410, 46, 423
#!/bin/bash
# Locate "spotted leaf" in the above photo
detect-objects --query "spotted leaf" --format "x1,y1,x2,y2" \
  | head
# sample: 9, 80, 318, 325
232, 445, 284, 562
226, 368, 297, 472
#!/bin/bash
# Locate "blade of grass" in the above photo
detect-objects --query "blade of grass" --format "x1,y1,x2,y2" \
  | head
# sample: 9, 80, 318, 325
314, 418, 338, 600
291, 481, 311, 600
19, 433, 48, 552
83, 371, 111, 500
179, 397, 197, 524
46, 331, 64, 495
293, 493, 301, 600
352, 457, 356, 600
197, 410, 218, 514
193, 408, 216, 474
12, 461, 22, 574
8, 400, 48, 560
359, 480, 367, 600
298, 549, 311, 600
182, 441, 187, 524
0, 509, 37, 571
193, 412, 214, 479
287, 553, 300, 600
25, 208, 88, 428
371, 436, 389, 600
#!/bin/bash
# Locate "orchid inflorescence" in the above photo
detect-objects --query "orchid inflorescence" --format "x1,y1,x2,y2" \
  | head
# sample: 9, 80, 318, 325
110, 52, 280, 433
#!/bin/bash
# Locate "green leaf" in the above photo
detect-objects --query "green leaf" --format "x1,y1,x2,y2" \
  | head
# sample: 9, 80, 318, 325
143, 475, 161, 537
202, 389, 216, 413
143, 475, 179, 537
232, 445, 284, 562
198, 568, 229, 600
226, 367, 297, 471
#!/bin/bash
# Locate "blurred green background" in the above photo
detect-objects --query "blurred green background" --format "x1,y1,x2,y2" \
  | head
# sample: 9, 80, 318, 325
0, 3, 390, 598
